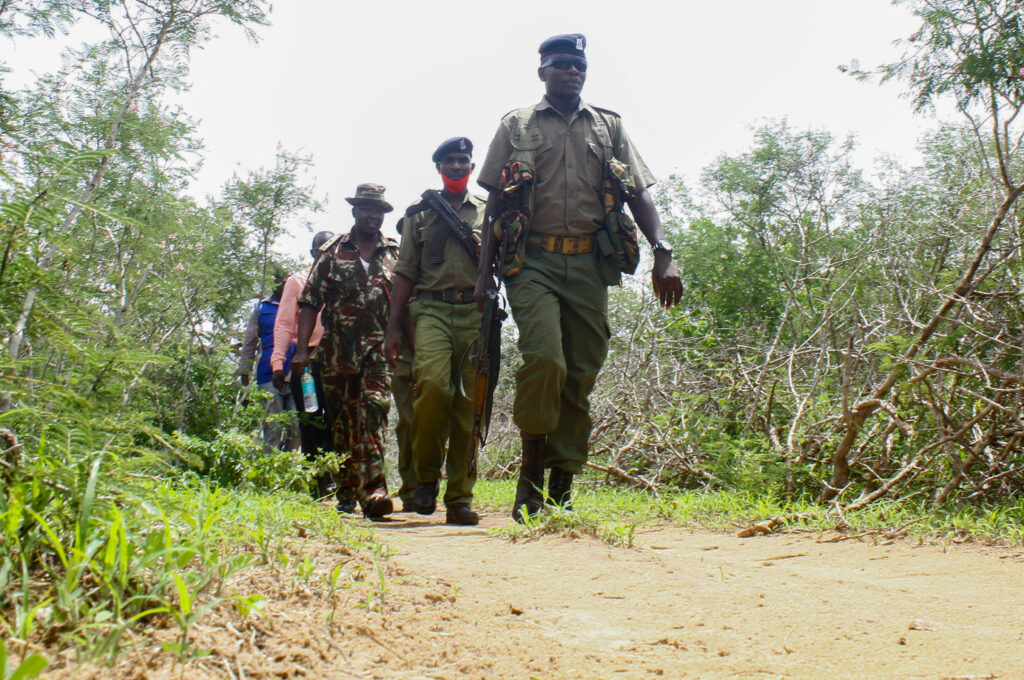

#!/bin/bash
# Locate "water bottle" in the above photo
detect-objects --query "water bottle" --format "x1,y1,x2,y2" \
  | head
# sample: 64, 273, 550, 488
300, 366, 319, 413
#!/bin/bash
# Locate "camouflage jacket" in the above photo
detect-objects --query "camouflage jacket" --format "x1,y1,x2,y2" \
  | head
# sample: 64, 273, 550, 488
299, 230, 399, 373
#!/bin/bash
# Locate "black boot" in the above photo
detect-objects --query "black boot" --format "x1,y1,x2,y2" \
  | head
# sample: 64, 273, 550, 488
412, 480, 439, 515
512, 435, 546, 523
548, 467, 574, 509
314, 472, 337, 500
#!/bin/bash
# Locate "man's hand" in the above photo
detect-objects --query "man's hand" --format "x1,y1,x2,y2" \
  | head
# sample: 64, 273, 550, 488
290, 348, 310, 376
239, 373, 251, 387
651, 252, 682, 308
474, 271, 497, 312
384, 323, 403, 367
271, 370, 287, 391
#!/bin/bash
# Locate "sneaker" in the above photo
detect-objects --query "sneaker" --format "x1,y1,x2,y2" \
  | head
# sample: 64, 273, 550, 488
445, 503, 479, 526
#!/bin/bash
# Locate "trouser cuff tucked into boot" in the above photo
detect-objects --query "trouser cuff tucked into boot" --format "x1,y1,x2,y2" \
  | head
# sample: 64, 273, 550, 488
512, 434, 546, 523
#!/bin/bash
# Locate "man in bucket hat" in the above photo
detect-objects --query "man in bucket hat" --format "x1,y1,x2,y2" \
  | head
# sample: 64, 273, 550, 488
292, 183, 400, 519
475, 34, 683, 522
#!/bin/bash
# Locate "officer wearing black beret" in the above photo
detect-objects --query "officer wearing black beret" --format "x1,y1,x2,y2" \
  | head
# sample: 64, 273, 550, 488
432, 137, 473, 164
384, 137, 486, 525
475, 34, 683, 521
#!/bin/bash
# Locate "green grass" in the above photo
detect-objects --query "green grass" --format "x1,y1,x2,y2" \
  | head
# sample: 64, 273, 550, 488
472, 477, 1024, 546
1, 461, 387, 668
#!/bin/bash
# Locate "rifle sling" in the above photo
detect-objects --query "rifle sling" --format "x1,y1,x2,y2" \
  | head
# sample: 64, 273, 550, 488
420, 190, 478, 265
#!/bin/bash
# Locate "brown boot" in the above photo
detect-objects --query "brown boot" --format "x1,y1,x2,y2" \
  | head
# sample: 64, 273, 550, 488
512, 435, 546, 523
361, 488, 393, 519
547, 467, 574, 509
445, 503, 479, 525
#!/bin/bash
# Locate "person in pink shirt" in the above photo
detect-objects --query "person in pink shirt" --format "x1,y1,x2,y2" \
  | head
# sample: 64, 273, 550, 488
272, 231, 334, 500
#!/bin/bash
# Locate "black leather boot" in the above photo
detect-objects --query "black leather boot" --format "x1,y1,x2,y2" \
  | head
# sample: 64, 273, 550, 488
412, 480, 439, 515
547, 467, 574, 509
512, 435, 545, 523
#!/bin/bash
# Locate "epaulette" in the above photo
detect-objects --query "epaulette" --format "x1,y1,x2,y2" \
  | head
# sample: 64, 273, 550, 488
317, 233, 345, 253
591, 105, 621, 118
404, 200, 430, 217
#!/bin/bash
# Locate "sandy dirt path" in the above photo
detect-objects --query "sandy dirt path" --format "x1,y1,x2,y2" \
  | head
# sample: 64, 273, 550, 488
374, 510, 1024, 680
48, 509, 1024, 680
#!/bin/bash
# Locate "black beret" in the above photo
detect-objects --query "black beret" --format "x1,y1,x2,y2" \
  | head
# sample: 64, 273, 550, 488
539, 33, 586, 58
432, 137, 473, 163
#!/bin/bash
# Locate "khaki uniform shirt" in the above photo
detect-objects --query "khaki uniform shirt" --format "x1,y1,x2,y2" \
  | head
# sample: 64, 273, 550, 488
393, 192, 486, 291
478, 96, 656, 236
300, 231, 399, 374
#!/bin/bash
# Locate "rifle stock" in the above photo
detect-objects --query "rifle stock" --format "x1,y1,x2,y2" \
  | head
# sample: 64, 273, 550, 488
470, 288, 506, 474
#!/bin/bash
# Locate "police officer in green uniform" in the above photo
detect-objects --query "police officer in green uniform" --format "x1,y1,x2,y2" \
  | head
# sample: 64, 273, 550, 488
385, 137, 485, 525
475, 34, 683, 521
392, 333, 417, 511
293, 183, 400, 519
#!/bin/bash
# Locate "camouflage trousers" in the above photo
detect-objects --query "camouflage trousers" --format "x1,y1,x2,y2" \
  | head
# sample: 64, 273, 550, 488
321, 357, 391, 502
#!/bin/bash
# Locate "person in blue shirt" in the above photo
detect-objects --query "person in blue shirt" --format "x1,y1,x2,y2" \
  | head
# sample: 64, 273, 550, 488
235, 269, 297, 453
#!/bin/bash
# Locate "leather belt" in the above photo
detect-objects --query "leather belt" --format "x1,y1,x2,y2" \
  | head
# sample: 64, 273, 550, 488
538, 234, 594, 255
421, 287, 476, 304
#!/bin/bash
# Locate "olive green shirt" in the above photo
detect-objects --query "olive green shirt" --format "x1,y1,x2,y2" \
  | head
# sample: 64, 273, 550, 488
393, 192, 486, 291
477, 96, 656, 237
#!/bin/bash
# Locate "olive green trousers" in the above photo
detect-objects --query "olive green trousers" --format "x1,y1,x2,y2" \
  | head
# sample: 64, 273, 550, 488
505, 237, 609, 474
392, 348, 416, 503
409, 297, 481, 506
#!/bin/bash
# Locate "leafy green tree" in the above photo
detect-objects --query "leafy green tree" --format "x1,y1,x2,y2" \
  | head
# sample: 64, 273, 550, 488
221, 148, 323, 296
5, 0, 271, 361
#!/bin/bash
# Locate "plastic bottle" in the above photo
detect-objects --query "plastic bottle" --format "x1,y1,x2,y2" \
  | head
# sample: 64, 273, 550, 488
300, 366, 319, 413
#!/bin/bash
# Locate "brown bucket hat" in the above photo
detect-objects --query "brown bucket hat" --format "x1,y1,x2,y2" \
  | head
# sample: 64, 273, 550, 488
345, 183, 393, 213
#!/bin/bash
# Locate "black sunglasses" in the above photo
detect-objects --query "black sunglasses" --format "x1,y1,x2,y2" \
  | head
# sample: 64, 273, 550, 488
541, 57, 588, 72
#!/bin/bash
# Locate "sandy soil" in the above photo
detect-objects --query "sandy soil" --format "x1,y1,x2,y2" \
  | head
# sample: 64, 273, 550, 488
45, 508, 1024, 680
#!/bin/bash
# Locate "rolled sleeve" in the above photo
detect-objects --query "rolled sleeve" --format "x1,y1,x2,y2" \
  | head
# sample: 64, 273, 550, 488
615, 123, 656, 189
392, 218, 422, 283
235, 304, 259, 376
271, 275, 303, 372
477, 121, 513, 192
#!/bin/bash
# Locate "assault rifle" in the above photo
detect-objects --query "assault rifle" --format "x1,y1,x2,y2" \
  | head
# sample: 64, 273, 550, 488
469, 288, 507, 474
419, 189, 480, 264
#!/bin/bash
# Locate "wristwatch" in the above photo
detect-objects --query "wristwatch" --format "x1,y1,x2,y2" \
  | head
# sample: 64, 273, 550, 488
653, 239, 673, 256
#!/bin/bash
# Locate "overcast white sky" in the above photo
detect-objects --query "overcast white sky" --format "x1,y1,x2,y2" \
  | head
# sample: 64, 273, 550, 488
7, 0, 945, 257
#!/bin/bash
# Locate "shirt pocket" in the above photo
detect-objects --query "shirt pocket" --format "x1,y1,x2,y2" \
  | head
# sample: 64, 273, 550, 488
510, 130, 551, 182
326, 260, 363, 301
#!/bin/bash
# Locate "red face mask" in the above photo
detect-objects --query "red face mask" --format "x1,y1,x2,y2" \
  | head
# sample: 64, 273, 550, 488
441, 170, 471, 194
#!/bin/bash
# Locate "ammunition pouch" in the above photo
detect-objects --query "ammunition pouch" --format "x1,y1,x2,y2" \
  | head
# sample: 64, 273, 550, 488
493, 160, 536, 278
594, 157, 640, 286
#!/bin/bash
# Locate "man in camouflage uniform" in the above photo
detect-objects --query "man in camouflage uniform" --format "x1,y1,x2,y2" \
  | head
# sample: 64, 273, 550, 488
385, 137, 485, 525
475, 34, 683, 521
292, 184, 399, 519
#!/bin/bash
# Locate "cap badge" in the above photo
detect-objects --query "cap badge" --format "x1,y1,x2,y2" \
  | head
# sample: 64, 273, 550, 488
576, 36, 584, 50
